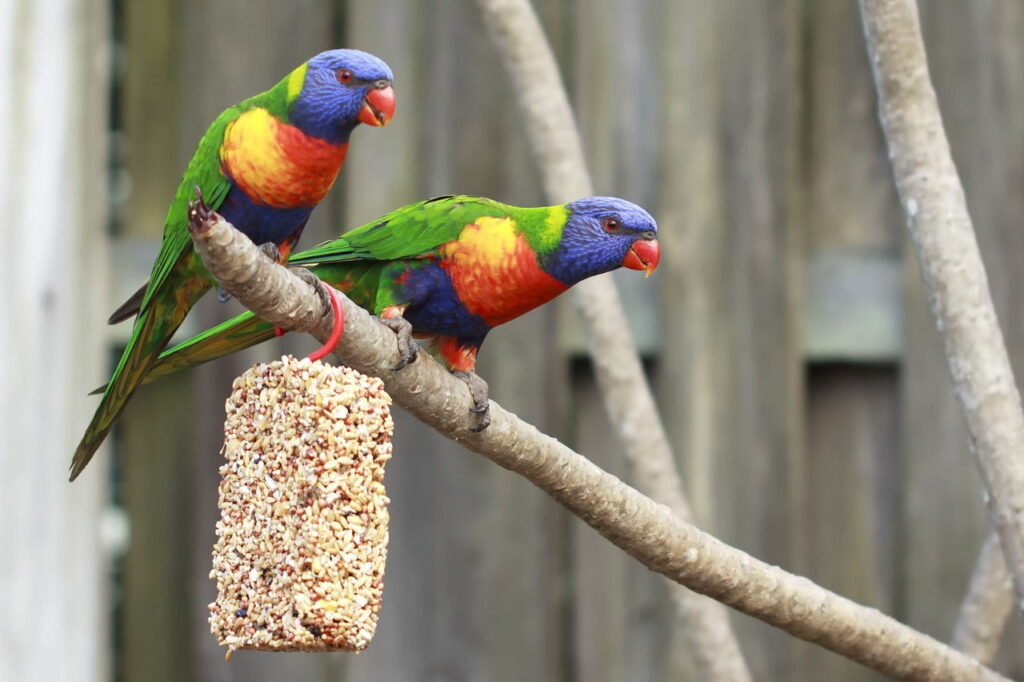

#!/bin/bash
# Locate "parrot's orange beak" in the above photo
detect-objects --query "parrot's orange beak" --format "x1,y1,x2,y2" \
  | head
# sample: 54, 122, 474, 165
622, 238, 660, 277
359, 82, 395, 127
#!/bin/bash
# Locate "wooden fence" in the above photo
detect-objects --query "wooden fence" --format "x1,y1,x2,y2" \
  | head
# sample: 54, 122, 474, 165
6, 0, 1024, 680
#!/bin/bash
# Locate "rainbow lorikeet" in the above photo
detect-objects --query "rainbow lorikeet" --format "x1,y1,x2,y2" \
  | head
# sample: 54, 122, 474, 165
70, 49, 396, 480
123, 194, 660, 429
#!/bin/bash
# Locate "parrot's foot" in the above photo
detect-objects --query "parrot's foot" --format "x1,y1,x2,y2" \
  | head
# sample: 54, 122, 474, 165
216, 287, 232, 303
290, 265, 332, 311
306, 285, 345, 362
375, 316, 419, 370
187, 184, 214, 233
268, 266, 332, 338
452, 370, 491, 432
258, 242, 282, 263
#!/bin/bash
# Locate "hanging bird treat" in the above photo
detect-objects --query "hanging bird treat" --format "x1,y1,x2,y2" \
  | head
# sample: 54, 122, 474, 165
209, 355, 393, 655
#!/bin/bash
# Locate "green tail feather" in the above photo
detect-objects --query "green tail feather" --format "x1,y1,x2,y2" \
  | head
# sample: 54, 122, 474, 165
71, 305, 168, 480
146, 311, 276, 385
86, 312, 276, 395
71, 258, 212, 479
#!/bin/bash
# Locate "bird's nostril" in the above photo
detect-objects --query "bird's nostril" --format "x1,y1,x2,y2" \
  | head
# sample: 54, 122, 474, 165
375, 79, 390, 89
641, 230, 656, 241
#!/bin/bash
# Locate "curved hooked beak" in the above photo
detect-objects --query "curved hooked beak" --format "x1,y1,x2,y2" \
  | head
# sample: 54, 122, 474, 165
622, 238, 661, 277
359, 81, 395, 127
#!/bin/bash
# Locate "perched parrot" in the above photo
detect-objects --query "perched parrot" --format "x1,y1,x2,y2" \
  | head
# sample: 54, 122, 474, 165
70, 49, 396, 480
124, 194, 660, 429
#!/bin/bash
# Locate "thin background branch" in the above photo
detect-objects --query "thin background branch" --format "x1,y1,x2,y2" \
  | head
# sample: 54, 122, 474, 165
952, 532, 1013, 664
188, 210, 1009, 682
859, 0, 1024, 614
471, 1, 752, 679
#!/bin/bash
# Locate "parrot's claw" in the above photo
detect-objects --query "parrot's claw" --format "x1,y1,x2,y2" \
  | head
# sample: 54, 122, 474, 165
290, 266, 332, 311
452, 370, 491, 432
259, 242, 283, 263
269, 266, 329, 338
187, 184, 214, 233
376, 316, 419, 370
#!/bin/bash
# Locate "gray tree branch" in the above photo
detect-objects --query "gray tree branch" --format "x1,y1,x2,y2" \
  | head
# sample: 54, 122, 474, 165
470, 1, 752, 679
952, 532, 1013, 664
188, 211, 1008, 682
859, 0, 1024, 615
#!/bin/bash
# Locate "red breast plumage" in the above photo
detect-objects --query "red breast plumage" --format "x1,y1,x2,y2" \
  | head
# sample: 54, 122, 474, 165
220, 107, 349, 208
439, 216, 567, 327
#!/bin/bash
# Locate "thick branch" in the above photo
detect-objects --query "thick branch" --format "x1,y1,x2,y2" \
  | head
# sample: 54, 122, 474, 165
859, 0, 1024, 611
189, 213, 1008, 682
952, 532, 1013, 664
471, 1, 751, 679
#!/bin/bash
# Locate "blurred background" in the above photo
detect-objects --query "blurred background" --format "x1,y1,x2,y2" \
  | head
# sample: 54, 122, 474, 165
3, 0, 1024, 680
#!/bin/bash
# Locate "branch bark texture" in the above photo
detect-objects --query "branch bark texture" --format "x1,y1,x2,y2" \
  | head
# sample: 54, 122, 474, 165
859, 0, 1024, 611
471, 1, 752, 679
189, 213, 1009, 682
952, 532, 1013, 664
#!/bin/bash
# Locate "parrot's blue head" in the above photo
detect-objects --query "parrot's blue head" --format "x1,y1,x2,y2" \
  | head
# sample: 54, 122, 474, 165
290, 49, 395, 144
545, 197, 660, 284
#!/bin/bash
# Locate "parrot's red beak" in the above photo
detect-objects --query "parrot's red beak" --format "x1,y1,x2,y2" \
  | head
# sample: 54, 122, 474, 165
359, 83, 395, 127
622, 238, 661, 277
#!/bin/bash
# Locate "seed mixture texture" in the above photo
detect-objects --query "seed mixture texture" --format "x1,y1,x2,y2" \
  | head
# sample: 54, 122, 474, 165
209, 355, 393, 655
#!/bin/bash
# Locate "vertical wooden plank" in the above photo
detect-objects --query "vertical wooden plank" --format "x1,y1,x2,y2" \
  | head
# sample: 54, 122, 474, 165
120, 0, 180, 238
570, 366, 631, 682
120, 375, 197, 682
653, 0, 804, 678
570, 366, 676, 682
713, 0, 804, 577
799, 4, 904, 681
651, 0, 725, 536
804, 2, 902, 254
116, 0, 196, 679
0, 0, 110, 680
342, 0, 425, 226
572, 0, 658, 206
804, 367, 899, 682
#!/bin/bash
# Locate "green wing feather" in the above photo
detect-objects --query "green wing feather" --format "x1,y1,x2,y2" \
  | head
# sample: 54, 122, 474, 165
137, 107, 239, 312
290, 195, 523, 265
146, 311, 276, 385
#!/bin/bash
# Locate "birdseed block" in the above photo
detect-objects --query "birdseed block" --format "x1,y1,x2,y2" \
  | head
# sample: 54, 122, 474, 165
209, 355, 393, 655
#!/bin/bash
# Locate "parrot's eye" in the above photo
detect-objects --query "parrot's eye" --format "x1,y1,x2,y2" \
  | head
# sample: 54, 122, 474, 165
337, 69, 354, 84
603, 218, 621, 233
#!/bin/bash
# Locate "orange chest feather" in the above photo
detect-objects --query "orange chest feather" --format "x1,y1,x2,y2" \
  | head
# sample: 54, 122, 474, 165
220, 108, 347, 208
440, 217, 568, 326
